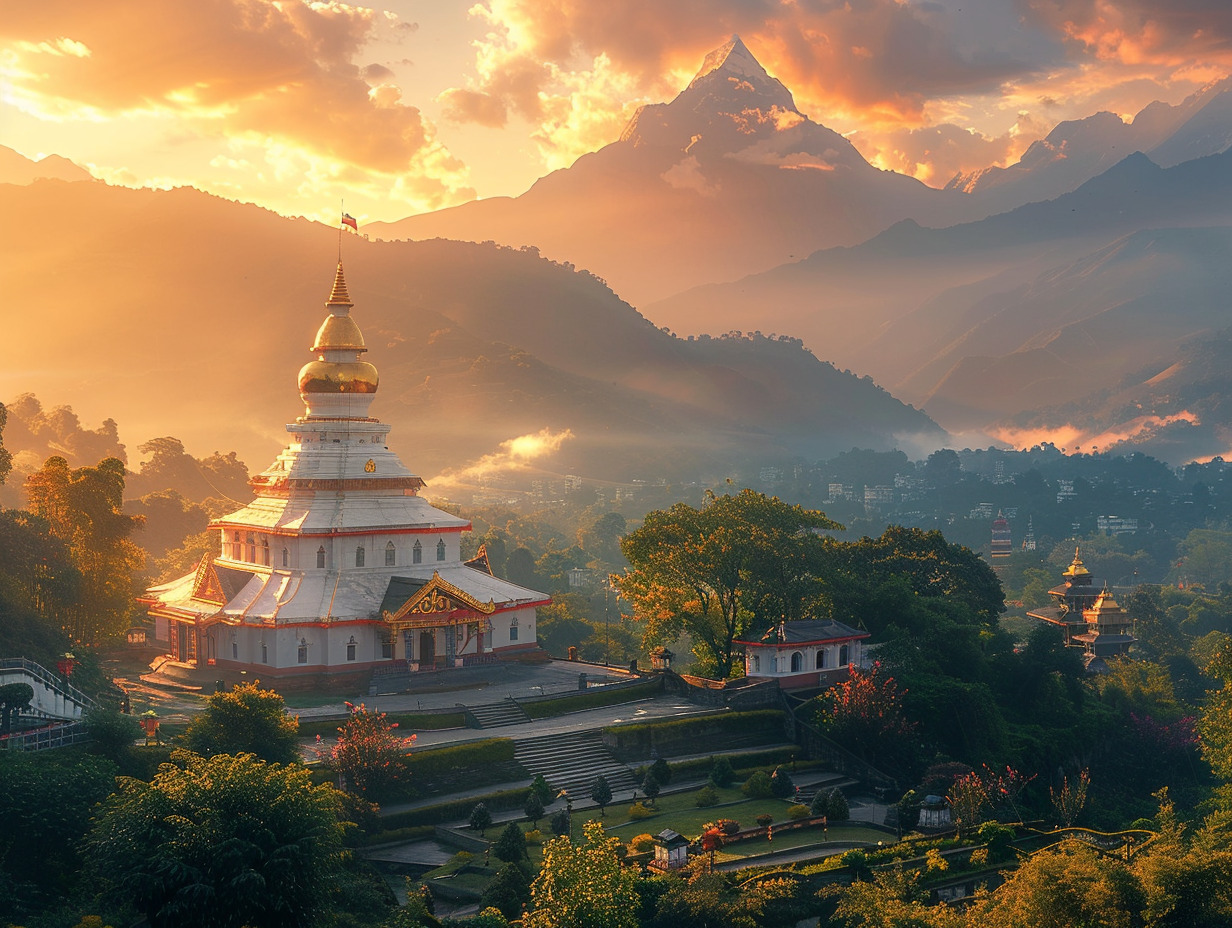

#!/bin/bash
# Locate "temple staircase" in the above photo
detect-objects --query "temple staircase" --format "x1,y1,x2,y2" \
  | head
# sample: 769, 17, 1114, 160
513, 730, 639, 797
466, 698, 530, 729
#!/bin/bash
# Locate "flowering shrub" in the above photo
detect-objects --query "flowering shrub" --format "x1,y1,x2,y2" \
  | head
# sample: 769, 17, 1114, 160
788, 803, 810, 820
316, 702, 415, 800
628, 802, 655, 821
631, 833, 655, 853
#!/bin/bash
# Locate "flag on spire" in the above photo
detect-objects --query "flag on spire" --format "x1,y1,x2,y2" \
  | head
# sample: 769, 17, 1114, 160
342, 213, 358, 231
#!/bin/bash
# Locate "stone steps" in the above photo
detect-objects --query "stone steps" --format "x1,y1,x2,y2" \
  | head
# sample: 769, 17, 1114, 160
467, 699, 530, 729
513, 730, 639, 798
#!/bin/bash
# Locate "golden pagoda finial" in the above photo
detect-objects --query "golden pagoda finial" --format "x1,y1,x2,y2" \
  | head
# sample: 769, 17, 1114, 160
1063, 546, 1089, 578
327, 262, 352, 307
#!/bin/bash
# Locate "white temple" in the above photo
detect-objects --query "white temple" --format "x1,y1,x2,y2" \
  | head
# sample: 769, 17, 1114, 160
142, 263, 549, 686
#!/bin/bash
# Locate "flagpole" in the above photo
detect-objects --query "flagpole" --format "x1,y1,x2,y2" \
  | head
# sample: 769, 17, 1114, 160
338, 199, 344, 263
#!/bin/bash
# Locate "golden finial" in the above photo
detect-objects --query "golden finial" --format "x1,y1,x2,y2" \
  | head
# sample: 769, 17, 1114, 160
327, 262, 352, 307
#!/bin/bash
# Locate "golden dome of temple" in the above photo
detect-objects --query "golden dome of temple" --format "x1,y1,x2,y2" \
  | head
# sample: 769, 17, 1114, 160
298, 263, 379, 397
298, 359, 379, 394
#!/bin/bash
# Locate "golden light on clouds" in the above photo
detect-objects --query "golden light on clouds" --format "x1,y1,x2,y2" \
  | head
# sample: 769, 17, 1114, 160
3, 0, 1232, 219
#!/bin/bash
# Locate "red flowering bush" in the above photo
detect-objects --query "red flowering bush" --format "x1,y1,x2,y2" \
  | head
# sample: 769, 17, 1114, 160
316, 702, 416, 800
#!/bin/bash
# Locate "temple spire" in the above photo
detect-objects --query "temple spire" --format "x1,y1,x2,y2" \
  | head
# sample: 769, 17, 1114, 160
327, 262, 352, 307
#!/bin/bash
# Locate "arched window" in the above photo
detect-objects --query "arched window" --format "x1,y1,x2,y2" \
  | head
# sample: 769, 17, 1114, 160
246, 533, 256, 562
282, 547, 289, 567
316, 546, 326, 569
356, 546, 365, 567
260, 538, 269, 565
412, 540, 422, 564
436, 538, 446, 561
509, 616, 519, 641
839, 644, 849, 667
816, 649, 826, 670
790, 651, 803, 673
385, 541, 395, 566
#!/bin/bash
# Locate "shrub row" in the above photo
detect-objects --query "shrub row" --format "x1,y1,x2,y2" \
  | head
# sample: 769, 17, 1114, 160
667, 746, 802, 781
296, 711, 466, 739
520, 678, 663, 719
603, 710, 789, 761
379, 786, 533, 832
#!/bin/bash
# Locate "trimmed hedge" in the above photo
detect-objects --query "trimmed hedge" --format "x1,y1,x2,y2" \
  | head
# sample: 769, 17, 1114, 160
667, 747, 802, 781
297, 711, 467, 739
603, 709, 788, 760
520, 678, 663, 719
379, 786, 533, 831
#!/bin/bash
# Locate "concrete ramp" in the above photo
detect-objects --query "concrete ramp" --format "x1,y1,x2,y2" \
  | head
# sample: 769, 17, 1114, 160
0, 658, 95, 722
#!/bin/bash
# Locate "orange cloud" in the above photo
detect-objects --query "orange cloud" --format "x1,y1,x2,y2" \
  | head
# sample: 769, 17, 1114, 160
0, 0, 470, 189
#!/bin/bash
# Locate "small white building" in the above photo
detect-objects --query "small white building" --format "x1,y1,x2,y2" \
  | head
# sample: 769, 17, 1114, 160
735, 619, 869, 690
141, 263, 550, 687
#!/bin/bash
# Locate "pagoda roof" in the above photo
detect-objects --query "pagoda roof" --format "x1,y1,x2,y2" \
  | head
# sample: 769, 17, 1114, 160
213, 492, 470, 535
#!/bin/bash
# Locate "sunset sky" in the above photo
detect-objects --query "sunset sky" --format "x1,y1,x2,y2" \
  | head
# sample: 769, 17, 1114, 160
4, 0, 1232, 226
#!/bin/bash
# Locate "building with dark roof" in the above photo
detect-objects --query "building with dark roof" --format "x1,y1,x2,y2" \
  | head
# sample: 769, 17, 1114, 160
734, 619, 869, 690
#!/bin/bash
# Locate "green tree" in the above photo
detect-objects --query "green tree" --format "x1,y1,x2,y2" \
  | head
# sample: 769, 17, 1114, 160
0, 751, 117, 919
86, 750, 344, 928
317, 702, 414, 800
530, 773, 554, 806
967, 839, 1144, 928
479, 863, 530, 920
709, 755, 735, 787
591, 775, 613, 816
642, 770, 661, 805
470, 802, 494, 835
524, 790, 545, 828
82, 704, 141, 763
25, 455, 145, 644
0, 402, 12, 486
182, 681, 301, 765
525, 821, 639, 928
493, 822, 528, 863
614, 489, 840, 676
1200, 643, 1232, 780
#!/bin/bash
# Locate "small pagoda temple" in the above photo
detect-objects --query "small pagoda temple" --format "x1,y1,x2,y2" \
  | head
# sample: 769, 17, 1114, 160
1027, 548, 1106, 646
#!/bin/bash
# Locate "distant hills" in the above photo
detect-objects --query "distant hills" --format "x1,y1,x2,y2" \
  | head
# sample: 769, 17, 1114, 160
0, 179, 940, 487
0, 145, 92, 185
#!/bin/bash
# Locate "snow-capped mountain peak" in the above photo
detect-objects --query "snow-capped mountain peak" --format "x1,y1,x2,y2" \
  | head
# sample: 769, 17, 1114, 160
688, 35, 768, 89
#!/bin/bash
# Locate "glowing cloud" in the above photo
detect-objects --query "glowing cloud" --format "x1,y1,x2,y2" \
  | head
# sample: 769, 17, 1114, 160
430, 427, 575, 488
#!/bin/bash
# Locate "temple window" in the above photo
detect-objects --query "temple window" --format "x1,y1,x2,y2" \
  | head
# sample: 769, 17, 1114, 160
298, 639, 308, 664
232, 531, 241, 558
437, 539, 446, 561
839, 644, 849, 667
510, 617, 519, 642
752, 654, 760, 672
413, 540, 422, 564
316, 546, 326, 569
282, 548, 289, 567
261, 538, 269, 565
346, 637, 357, 662
356, 546, 365, 567
379, 632, 393, 659
817, 649, 826, 670
260, 643, 268, 664
246, 533, 256, 562
790, 651, 803, 673
385, 541, 395, 566
232, 641, 238, 659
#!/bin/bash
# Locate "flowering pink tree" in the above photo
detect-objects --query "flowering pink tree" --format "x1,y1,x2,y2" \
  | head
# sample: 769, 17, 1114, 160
811, 661, 916, 767
317, 702, 415, 800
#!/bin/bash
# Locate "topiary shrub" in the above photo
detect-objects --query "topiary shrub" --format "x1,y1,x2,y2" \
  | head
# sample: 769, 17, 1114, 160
492, 822, 527, 863
770, 766, 795, 798
756, 813, 774, 828
628, 801, 655, 821
811, 787, 850, 821
709, 755, 735, 788
550, 809, 570, 836
743, 770, 774, 799
715, 818, 740, 835
788, 803, 810, 820
649, 756, 672, 785
695, 785, 718, 808
631, 833, 655, 853
469, 802, 493, 834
